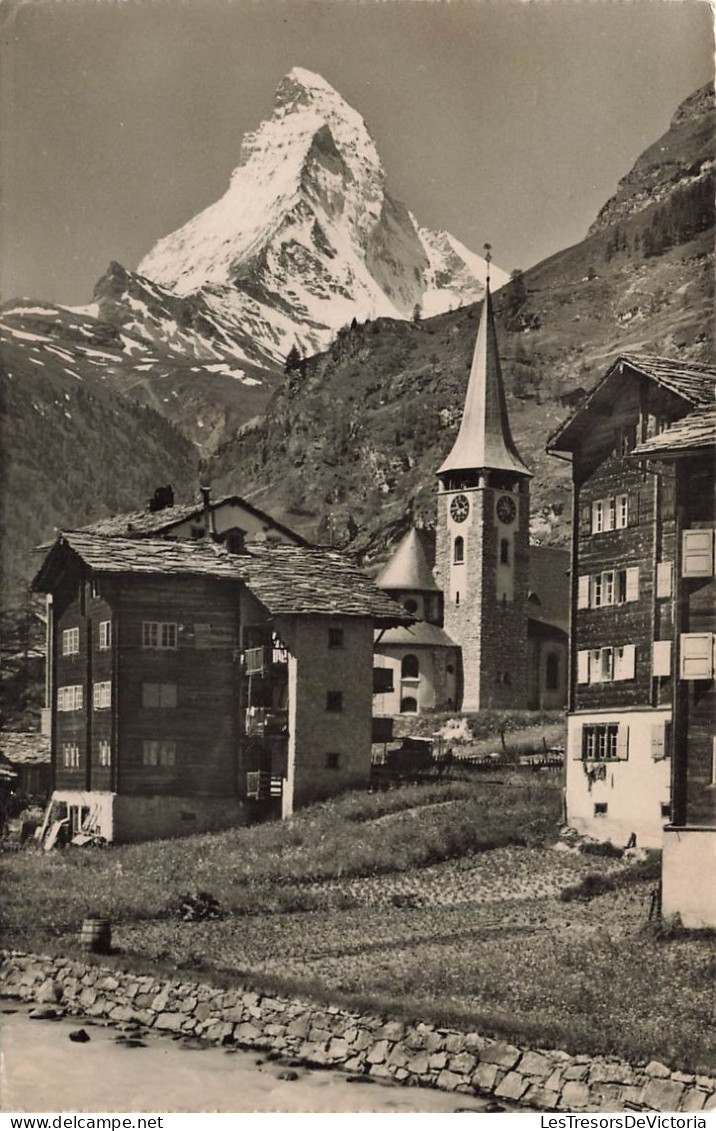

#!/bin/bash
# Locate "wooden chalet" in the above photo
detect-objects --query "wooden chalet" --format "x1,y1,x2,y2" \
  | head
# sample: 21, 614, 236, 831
548, 353, 715, 850
32, 529, 410, 844
631, 401, 716, 927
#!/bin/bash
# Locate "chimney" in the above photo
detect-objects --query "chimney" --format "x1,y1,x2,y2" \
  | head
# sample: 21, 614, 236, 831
200, 486, 216, 538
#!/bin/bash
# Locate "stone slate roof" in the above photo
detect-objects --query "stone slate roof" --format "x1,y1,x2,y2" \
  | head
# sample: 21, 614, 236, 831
375, 528, 440, 592
548, 354, 716, 452
632, 404, 716, 458
74, 493, 309, 546
0, 732, 51, 765
33, 534, 411, 626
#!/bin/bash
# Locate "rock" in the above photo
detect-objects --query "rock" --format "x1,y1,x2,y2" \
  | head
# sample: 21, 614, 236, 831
154, 1012, 186, 1032
276, 1069, 299, 1081
122, 1039, 147, 1049
36, 978, 62, 1004
481, 1042, 521, 1069
519, 1051, 554, 1077
233, 1021, 261, 1043
450, 1052, 478, 1076
645, 1061, 672, 1079
180, 1038, 210, 1051
69, 1029, 90, 1043
29, 1007, 63, 1021
642, 1079, 685, 1111
680, 1089, 707, 1113
436, 1069, 465, 1091
327, 1037, 350, 1060
494, 1072, 529, 1102
472, 1063, 499, 1093
484, 1103, 506, 1113
367, 1040, 390, 1065
562, 1081, 590, 1109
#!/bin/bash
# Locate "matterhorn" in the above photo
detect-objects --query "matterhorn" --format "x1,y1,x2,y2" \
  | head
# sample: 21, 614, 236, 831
133, 68, 507, 367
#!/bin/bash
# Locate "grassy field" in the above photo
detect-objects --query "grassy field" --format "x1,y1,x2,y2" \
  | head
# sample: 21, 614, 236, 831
2, 770, 714, 1075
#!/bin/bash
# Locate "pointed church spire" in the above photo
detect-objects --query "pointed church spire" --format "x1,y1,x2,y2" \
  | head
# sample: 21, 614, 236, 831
375, 528, 440, 592
437, 274, 532, 479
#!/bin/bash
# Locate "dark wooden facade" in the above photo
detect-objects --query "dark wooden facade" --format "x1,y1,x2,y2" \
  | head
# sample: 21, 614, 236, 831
54, 566, 243, 802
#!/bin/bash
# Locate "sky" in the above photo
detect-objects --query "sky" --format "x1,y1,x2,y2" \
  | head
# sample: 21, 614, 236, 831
1, 0, 712, 306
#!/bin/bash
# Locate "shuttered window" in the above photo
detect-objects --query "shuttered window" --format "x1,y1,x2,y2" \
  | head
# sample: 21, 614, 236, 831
625, 567, 639, 602
93, 681, 112, 709
656, 562, 673, 599
62, 628, 80, 656
580, 723, 628, 761
58, 685, 83, 711
680, 633, 714, 680
142, 740, 176, 767
652, 641, 671, 678
98, 621, 111, 650
577, 576, 590, 609
682, 530, 715, 578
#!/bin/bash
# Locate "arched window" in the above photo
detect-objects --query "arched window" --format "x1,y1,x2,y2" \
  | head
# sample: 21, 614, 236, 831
546, 652, 559, 691
400, 696, 418, 714
401, 653, 419, 679
453, 536, 464, 564
500, 538, 510, 564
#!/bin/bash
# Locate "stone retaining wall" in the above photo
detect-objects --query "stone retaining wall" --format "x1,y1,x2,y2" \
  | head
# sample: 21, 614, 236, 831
2, 951, 713, 1114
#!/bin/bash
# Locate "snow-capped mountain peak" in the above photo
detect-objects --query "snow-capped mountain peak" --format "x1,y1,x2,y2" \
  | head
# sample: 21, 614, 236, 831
132, 69, 505, 366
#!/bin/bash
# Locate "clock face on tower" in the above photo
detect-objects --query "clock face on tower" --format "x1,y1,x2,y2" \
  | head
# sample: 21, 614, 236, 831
450, 494, 470, 523
496, 494, 517, 525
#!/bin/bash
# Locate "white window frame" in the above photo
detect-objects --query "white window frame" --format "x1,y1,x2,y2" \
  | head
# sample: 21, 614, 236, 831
62, 628, 80, 656
581, 722, 627, 762
142, 740, 176, 767
615, 494, 628, 529
577, 650, 590, 684
591, 500, 604, 534
58, 685, 83, 711
98, 621, 111, 650
142, 621, 178, 650
93, 681, 112, 709
142, 682, 178, 709
98, 740, 112, 767
62, 742, 80, 768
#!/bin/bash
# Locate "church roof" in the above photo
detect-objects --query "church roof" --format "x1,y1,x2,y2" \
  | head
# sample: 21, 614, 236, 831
375, 528, 440, 592
437, 285, 531, 479
375, 621, 458, 649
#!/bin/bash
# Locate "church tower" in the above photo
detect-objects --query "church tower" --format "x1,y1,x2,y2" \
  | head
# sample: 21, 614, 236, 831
435, 266, 532, 711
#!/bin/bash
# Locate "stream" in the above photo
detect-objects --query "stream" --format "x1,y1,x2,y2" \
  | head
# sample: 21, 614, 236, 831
1, 1005, 520, 1113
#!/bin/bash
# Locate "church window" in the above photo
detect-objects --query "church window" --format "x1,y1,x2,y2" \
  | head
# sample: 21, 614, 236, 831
545, 652, 559, 690
500, 539, 510, 565
400, 696, 418, 714
453, 537, 464, 564
401, 653, 419, 680
404, 598, 418, 614
455, 592, 460, 606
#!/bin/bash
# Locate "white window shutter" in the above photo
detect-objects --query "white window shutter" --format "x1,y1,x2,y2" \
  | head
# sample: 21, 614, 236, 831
577, 576, 590, 609
577, 650, 590, 684
569, 725, 584, 760
682, 530, 714, 578
656, 561, 673, 599
650, 721, 666, 760
590, 649, 604, 683
680, 633, 714, 679
616, 724, 629, 759
652, 640, 671, 678
615, 644, 636, 681
625, 567, 639, 602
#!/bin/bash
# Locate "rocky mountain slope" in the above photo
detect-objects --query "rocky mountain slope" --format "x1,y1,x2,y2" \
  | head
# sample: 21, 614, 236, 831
0, 302, 199, 601
137, 67, 507, 367
208, 82, 714, 563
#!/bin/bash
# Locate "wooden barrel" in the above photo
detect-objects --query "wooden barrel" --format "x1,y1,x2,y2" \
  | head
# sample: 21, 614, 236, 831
80, 917, 111, 954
